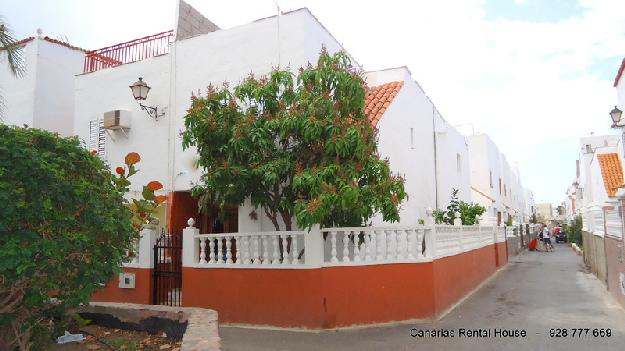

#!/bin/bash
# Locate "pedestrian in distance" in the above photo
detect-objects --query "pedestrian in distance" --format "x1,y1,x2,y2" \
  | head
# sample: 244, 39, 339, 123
543, 226, 553, 252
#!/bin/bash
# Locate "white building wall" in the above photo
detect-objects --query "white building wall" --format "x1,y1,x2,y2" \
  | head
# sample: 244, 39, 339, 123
366, 68, 435, 225
32, 40, 84, 136
0, 38, 84, 136
0, 40, 38, 127
577, 135, 620, 209
74, 8, 348, 231
74, 55, 171, 195
434, 112, 471, 204
365, 67, 470, 225
468, 134, 504, 222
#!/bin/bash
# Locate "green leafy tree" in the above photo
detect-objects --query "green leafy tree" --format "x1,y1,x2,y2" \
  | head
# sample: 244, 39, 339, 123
182, 49, 407, 230
0, 126, 164, 350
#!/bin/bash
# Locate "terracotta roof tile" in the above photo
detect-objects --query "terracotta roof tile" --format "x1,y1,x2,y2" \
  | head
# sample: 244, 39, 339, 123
42, 36, 88, 52
364, 81, 403, 127
598, 153, 624, 197
10, 36, 88, 52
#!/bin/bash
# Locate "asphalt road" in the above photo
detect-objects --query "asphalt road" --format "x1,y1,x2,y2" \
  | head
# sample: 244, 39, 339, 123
220, 243, 625, 350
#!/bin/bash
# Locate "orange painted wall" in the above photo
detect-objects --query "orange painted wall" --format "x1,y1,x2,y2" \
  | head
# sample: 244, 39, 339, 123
182, 264, 435, 328
431, 244, 500, 316
320, 264, 435, 327
91, 268, 152, 305
496, 242, 508, 267
182, 245, 506, 329
182, 268, 327, 328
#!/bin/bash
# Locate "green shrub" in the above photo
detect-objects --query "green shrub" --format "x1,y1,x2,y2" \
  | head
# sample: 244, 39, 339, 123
567, 215, 583, 246
0, 126, 135, 350
433, 188, 485, 225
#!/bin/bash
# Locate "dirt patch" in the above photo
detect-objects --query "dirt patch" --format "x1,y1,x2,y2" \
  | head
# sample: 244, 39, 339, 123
49, 324, 182, 351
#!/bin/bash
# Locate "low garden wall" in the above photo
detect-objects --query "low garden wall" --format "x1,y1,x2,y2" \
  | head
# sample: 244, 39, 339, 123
179, 223, 509, 328
92, 223, 527, 329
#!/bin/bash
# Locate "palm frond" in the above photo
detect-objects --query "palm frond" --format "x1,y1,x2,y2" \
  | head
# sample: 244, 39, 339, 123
0, 18, 26, 78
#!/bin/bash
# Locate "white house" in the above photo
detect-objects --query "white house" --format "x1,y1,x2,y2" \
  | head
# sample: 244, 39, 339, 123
71, 2, 474, 234
0, 32, 85, 136
467, 133, 530, 225
364, 67, 471, 226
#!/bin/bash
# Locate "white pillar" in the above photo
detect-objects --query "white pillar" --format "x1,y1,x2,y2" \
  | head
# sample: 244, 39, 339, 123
137, 228, 157, 268
425, 207, 434, 226
304, 225, 323, 268
453, 211, 462, 226
182, 218, 200, 267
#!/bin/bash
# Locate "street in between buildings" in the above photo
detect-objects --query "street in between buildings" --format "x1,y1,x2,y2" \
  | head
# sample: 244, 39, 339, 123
220, 244, 625, 351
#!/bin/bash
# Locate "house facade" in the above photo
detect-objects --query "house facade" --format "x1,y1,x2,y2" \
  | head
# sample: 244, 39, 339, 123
73, 3, 475, 234
467, 133, 531, 225
364, 67, 471, 226
0, 33, 85, 136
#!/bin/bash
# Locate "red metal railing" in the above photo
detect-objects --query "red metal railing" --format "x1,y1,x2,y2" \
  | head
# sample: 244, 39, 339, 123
83, 30, 174, 73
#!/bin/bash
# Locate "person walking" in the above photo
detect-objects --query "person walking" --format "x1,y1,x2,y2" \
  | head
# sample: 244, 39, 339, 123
542, 226, 553, 252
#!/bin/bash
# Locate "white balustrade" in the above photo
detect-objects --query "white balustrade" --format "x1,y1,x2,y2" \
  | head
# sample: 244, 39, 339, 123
184, 220, 530, 269
191, 231, 307, 268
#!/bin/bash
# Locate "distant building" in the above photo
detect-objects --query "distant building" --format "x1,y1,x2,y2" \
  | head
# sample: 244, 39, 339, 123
467, 133, 531, 225
535, 203, 553, 222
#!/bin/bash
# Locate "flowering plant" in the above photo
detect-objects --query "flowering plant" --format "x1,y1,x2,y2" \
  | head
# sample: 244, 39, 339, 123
113, 152, 167, 233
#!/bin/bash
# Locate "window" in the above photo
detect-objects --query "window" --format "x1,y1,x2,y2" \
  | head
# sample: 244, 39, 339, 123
456, 153, 461, 173
504, 185, 507, 196
499, 178, 502, 195
489, 171, 493, 188
89, 119, 106, 158
410, 128, 414, 149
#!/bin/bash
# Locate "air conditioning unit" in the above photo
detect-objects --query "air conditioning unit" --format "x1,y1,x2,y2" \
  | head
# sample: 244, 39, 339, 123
103, 110, 131, 130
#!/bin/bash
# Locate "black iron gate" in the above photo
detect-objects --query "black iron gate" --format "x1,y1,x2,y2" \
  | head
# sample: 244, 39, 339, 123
153, 230, 182, 306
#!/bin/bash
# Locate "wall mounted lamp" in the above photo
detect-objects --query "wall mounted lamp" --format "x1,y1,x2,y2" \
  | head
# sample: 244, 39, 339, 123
129, 77, 165, 121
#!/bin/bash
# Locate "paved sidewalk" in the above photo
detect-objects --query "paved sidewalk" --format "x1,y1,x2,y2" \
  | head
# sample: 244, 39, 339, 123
220, 243, 625, 350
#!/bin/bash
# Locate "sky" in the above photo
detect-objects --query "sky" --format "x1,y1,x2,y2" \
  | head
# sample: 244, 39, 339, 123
2, 0, 624, 205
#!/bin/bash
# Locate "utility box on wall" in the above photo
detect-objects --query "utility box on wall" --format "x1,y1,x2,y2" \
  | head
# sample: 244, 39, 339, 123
119, 272, 136, 289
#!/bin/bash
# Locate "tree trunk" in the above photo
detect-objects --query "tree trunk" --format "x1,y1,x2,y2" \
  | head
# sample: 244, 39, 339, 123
264, 207, 280, 231
280, 210, 293, 231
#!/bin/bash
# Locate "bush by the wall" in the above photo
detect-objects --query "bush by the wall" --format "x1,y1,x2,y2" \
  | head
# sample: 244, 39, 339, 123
0, 126, 135, 350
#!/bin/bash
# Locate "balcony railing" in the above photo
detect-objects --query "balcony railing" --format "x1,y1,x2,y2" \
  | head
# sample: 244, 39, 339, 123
83, 30, 174, 73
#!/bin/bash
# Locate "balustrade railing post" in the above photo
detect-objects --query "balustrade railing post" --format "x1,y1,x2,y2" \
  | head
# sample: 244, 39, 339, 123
353, 231, 362, 262
342, 231, 351, 263
425, 225, 437, 259
304, 225, 323, 267
182, 218, 200, 267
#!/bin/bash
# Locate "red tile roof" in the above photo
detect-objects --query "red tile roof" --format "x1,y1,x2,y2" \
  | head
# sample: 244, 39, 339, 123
597, 153, 624, 197
615, 57, 625, 87
42, 36, 88, 52
11, 36, 88, 52
364, 81, 403, 127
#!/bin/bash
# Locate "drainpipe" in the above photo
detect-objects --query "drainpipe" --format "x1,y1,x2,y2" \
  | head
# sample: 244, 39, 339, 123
432, 103, 439, 208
